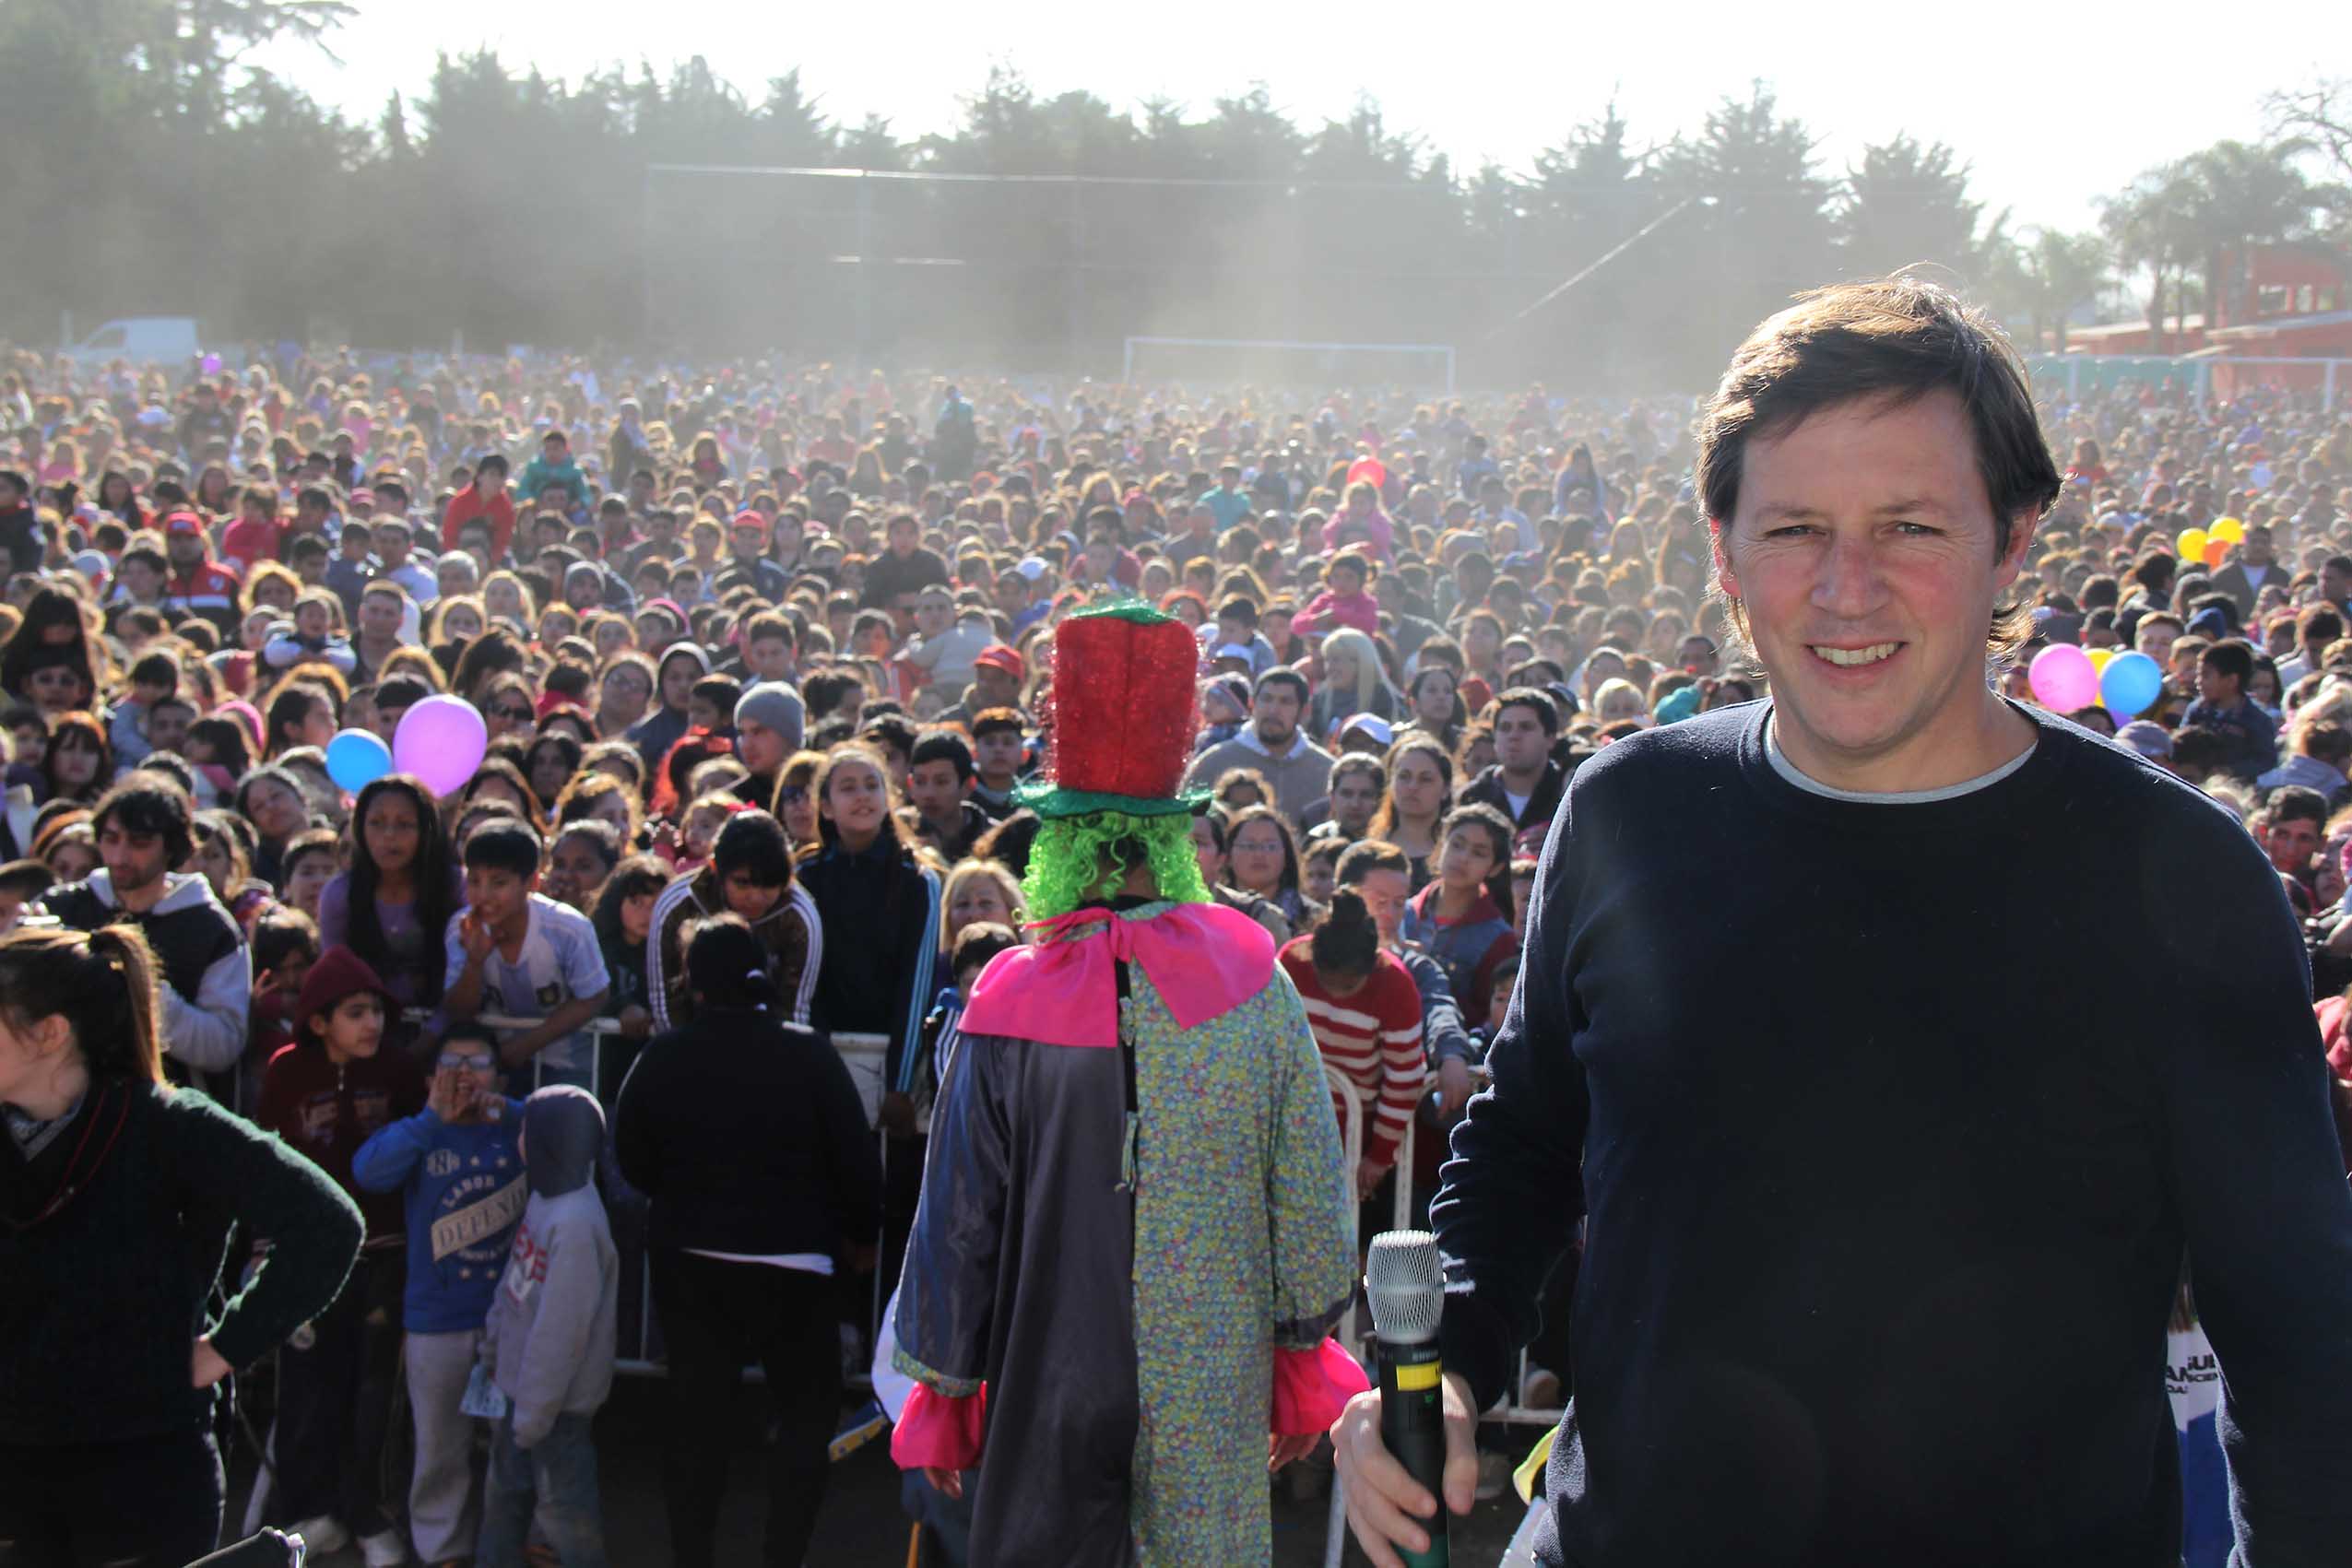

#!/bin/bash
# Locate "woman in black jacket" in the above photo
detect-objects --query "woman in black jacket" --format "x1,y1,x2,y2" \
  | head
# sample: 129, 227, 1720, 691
613, 914, 881, 1568
0, 923, 363, 1567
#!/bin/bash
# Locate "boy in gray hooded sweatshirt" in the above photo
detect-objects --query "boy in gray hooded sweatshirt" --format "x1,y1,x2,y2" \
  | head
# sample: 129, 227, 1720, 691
477, 1085, 618, 1568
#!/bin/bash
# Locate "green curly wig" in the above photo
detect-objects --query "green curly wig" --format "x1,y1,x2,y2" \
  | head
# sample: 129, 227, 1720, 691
1022, 810, 1213, 920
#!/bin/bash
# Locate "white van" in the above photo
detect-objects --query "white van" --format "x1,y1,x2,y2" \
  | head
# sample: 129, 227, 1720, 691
58, 317, 233, 370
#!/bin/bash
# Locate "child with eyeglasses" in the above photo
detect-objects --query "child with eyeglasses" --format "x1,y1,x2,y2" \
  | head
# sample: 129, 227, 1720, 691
353, 1025, 527, 1567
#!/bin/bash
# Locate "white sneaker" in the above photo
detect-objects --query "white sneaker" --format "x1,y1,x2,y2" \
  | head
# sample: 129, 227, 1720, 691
359, 1527, 410, 1566
289, 1515, 350, 1554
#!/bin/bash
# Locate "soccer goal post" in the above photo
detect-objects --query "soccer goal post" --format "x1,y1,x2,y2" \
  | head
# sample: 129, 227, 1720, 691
1121, 336, 1457, 393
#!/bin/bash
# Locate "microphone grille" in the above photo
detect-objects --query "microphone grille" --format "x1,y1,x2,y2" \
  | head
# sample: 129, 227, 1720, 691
1364, 1229, 1444, 1343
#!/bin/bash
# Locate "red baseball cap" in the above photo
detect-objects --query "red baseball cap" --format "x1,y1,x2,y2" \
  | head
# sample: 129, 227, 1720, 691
163, 511, 204, 537
972, 644, 1024, 680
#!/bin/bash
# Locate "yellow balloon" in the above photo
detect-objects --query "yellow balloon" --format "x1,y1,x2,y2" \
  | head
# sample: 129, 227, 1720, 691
2210, 516, 2244, 544
2177, 527, 2209, 561
2086, 647, 2114, 675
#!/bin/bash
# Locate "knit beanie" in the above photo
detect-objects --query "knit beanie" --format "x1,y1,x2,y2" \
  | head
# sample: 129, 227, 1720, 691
734, 680, 806, 752
293, 945, 396, 1045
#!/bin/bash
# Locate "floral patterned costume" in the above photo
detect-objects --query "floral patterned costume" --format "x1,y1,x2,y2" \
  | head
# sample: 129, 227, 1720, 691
892, 900, 1357, 1567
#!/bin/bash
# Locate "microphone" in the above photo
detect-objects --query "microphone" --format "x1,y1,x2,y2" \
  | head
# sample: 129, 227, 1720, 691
1365, 1229, 1449, 1567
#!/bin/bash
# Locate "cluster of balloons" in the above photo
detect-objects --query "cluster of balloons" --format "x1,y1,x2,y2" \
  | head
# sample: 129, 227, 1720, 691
2027, 645, 2165, 718
323, 695, 490, 797
2175, 517, 2245, 571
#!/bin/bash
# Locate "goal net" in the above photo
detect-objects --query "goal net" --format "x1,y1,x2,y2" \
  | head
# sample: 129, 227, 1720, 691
1121, 336, 1456, 393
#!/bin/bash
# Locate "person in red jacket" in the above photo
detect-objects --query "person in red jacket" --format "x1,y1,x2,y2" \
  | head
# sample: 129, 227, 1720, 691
441, 452, 517, 560
219, 484, 287, 578
255, 947, 424, 1561
159, 511, 242, 639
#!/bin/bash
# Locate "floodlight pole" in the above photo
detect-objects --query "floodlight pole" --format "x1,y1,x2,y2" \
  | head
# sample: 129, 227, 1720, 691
854, 174, 876, 366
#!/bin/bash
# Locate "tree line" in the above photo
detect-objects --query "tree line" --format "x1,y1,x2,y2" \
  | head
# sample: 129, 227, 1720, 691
1, 0, 2345, 385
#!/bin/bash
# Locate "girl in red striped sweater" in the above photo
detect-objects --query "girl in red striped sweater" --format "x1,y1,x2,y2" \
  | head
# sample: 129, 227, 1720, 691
1278, 890, 1426, 1201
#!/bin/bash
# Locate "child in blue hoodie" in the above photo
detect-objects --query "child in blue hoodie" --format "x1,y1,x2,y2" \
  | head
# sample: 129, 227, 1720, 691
476, 1085, 618, 1568
352, 1024, 525, 1567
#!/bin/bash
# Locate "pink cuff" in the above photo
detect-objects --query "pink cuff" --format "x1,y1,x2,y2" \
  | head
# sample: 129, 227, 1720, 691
892, 1383, 987, 1471
1271, 1338, 1370, 1436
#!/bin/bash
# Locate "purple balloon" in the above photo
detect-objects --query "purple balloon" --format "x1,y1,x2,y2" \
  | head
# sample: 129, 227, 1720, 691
392, 694, 488, 796
2027, 643, 2098, 713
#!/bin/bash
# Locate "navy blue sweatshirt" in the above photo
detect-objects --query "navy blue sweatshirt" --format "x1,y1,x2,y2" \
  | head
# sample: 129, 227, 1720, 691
1434, 701, 2352, 1567
797, 835, 940, 1095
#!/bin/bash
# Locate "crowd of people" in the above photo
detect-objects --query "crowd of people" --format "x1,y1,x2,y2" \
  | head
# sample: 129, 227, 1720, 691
2, 322, 2350, 1567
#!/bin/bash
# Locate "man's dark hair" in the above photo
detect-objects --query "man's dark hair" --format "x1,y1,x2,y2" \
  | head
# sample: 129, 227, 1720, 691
2299, 722, 2352, 770
1217, 596, 1261, 629
1254, 667, 1309, 706
911, 728, 975, 783
462, 819, 543, 878
711, 808, 795, 888
287, 533, 329, 565
281, 827, 341, 878
2167, 725, 2233, 779
91, 775, 195, 867
2267, 784, 2328, 830
2200, 639, 2254, 688
951, 920, 1021, 981
251, 904, 320, 975
803, 671, 858, 716
375, 674, 431, 711
129, 651, 179, 691
551, 818, 623, 875
690, 674, 742, 716
1696, 276, 2062, 656
1333, 838, 1411, 887
0, 857, 54, 900
970, 706, 1024, 741
476, 453, 510, 478
1494, 686, 1562, 737
133, 755, 195, 796
0, 469, 28, 500
859, 712, 918, 765
2298, 604, 2344, 645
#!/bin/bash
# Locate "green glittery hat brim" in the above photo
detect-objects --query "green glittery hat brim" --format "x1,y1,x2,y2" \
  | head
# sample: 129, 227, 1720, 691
1010, 784, 1214, 819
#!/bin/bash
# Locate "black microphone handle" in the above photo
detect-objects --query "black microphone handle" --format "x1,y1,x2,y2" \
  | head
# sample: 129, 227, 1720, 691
1377, 1338, 1450, 1568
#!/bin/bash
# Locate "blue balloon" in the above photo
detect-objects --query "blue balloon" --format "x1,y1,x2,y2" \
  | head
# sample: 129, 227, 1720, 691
325, 727, 393, 793
2098, 651, 2164, 718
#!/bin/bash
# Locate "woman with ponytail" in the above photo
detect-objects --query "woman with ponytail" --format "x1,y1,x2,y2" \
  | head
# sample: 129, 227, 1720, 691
0, 923, 363, 1566
1278, 886, 1428, 1205
612, 914, 881, 1568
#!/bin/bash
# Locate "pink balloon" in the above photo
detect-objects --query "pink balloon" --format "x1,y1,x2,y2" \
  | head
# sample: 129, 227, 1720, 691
2027, 643, 2099, 712
392, 694, 489, 796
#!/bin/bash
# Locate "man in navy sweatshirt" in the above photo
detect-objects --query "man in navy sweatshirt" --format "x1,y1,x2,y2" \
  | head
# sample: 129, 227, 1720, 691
1333, 277, 2352, 1568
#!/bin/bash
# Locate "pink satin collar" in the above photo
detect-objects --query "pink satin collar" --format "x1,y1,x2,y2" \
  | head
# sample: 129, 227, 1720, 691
959, 902, 1275, 1048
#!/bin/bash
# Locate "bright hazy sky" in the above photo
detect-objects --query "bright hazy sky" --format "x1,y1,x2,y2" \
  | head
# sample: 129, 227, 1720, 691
254, 0, 2345, 236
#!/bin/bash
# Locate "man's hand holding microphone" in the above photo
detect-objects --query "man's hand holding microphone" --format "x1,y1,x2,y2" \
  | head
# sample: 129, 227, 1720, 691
1330, 1231, 1483, 1567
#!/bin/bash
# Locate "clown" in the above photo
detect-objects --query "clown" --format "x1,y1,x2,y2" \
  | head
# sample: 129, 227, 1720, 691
890, 601, 1363, 1566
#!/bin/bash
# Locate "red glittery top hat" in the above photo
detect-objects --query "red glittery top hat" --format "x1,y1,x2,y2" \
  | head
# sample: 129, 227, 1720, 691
1015, 601, 1209, 819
